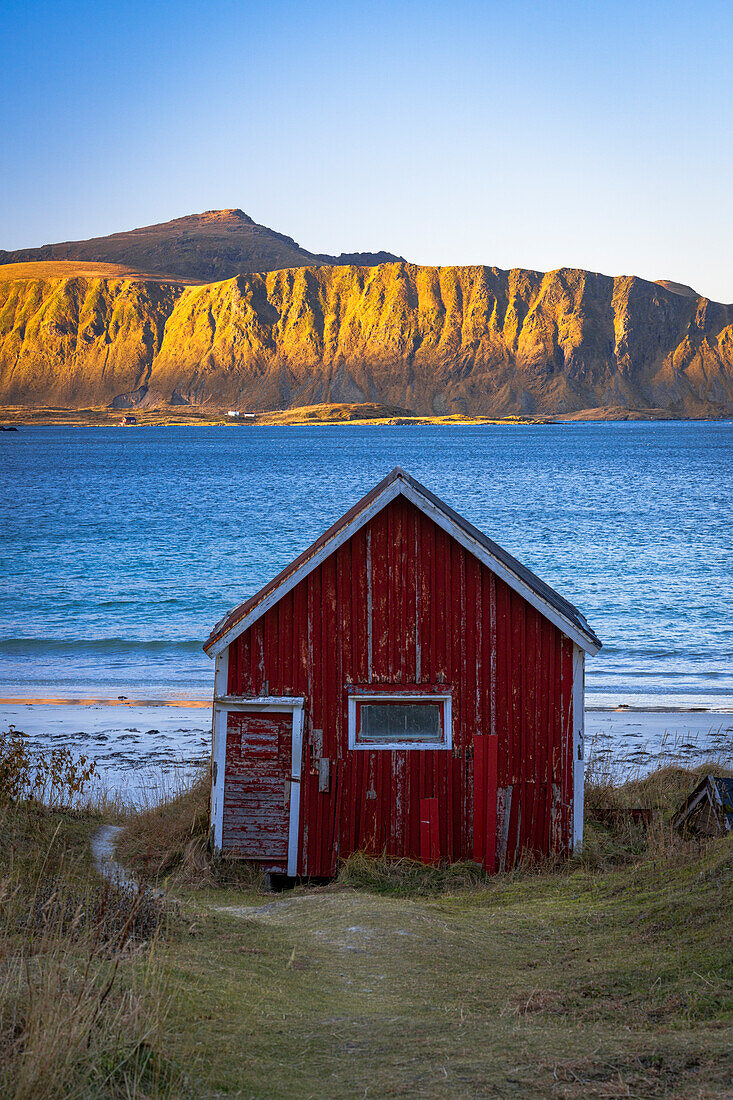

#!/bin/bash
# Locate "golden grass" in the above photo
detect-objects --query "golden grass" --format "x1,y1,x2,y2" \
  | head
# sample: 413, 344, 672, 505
257, 401, 557, 426
0, 261, 197, 285
115, 767, 261, 890
0, 400, 559, 427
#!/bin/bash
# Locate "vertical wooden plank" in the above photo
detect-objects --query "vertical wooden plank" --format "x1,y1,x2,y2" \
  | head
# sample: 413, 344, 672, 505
526, 605, 536, 783
506, 779, 521, 870
322, 554, 340, 872
420, 796, 440, 864
544, 620, 556, 847
252, 619, 265, 696
434, 526, 447, 683
536, 617, 549, 785
328, 759, 342, 876
495, 579, 510, 788
293, 576, 308, 697
466, 557, 480, 737
473, 734, 486, 864
265, 603, 278, 693
489, 571, 497, 740
403, 501, 415, 682
366, 525, 373, 681
331, 543, 350, 872
390, 751, 406, 855
408, 754, 420, 858
423, 513, 435, 684
562, 636, 575, 852
572, 644, 586, 852
411, 499, 422, 677
371, 509, 389, 681
242, 630, 253, 695
350, 527, 365, 684
282, 591, 294, 695
226, 637, 239, 695
497, 785, 512, 872
387, 500, 397, 683
405, 503, 416, 682
485, 735, 498, 873
516, 592, 526, 788
510, 591, 522, 786
452, 543, 466, 858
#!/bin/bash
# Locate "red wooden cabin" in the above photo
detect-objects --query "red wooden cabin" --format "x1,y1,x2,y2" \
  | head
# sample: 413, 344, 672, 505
204, 468, 601, 876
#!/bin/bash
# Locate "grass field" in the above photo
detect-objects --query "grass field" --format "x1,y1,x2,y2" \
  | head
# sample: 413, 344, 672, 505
3, 756, 732, 1098
154, 835, 733, 1098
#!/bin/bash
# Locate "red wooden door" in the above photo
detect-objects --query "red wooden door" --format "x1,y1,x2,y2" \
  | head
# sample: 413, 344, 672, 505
222, 711, 293, 859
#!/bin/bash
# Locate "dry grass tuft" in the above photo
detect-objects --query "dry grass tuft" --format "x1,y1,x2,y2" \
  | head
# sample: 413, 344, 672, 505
116, 768, 261, 890
115, 768, 211, 884
580, 752, 733, 872
339, 851, 492, 896
0, 799, 187, 1099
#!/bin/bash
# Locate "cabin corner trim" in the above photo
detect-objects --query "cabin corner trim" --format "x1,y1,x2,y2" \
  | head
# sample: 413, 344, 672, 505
571, 644, 585, 851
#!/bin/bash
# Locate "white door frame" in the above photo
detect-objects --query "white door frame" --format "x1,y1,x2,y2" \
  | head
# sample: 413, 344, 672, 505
209, 649, 305, 876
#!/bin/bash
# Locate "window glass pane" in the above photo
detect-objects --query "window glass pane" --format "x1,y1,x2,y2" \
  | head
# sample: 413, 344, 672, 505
359, 702, 442, 742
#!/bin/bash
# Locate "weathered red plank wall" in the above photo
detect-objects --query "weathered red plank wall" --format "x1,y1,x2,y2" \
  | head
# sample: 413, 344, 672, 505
227, 496, 574, 875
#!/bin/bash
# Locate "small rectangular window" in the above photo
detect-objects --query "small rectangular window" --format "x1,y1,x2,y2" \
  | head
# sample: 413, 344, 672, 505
348, 692, 452, 750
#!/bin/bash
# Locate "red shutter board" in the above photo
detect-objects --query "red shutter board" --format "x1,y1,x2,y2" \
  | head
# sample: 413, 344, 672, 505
473, 735, 486, 864
420, 796, 440, 865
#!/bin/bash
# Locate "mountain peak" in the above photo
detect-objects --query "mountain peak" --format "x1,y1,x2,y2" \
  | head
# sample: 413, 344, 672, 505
0, 209, 399, 282
199, 208, 254, 224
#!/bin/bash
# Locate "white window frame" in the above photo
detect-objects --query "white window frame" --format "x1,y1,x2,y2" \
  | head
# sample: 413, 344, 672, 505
347, 691, 453, 751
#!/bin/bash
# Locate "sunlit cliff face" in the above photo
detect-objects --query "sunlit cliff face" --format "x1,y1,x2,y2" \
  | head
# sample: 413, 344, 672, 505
1, 263, 731, 416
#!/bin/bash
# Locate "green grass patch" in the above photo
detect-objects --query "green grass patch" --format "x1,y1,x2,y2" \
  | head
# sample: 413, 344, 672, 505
4, 747, 733, 1096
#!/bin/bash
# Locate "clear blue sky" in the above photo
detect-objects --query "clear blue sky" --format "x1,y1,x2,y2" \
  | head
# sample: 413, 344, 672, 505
2, 0, 732, 300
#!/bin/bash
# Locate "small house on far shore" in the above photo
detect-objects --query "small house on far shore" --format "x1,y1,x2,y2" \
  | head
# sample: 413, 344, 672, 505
121, 415, 137, 425
204, 468, 601, 878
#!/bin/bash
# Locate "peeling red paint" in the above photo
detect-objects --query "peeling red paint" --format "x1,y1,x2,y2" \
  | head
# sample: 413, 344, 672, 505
222, 711, 293, 859
221, 495, 577, 874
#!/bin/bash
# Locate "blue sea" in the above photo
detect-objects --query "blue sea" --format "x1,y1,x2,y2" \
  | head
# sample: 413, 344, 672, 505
2, 422, 732, 710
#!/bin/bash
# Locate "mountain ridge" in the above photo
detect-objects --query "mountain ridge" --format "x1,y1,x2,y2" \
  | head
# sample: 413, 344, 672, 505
1, 259, 731, 417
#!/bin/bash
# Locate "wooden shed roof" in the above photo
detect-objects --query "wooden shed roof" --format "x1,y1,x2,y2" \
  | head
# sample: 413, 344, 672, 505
204, 467, 602, 657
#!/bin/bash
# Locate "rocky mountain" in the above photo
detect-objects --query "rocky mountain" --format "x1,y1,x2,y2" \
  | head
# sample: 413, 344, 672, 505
0, 209, 402, 284
1, 262, 731, 416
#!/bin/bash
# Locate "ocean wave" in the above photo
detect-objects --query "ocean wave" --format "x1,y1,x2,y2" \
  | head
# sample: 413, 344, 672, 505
0, 637, 205, 654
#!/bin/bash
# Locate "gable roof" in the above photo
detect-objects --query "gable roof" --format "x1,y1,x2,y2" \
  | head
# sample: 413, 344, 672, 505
204, 467, 602, 657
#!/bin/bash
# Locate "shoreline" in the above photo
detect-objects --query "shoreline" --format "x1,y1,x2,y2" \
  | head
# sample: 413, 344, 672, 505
2, 417, 728, 428
2, 402, 731, 429
0, 695, 211, 707
2, 695, 732, 714
3, 699, 730, 796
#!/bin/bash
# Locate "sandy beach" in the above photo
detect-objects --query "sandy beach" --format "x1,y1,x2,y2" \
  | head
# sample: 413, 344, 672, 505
0, 698, 212, 803
3, 697, 731, 802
